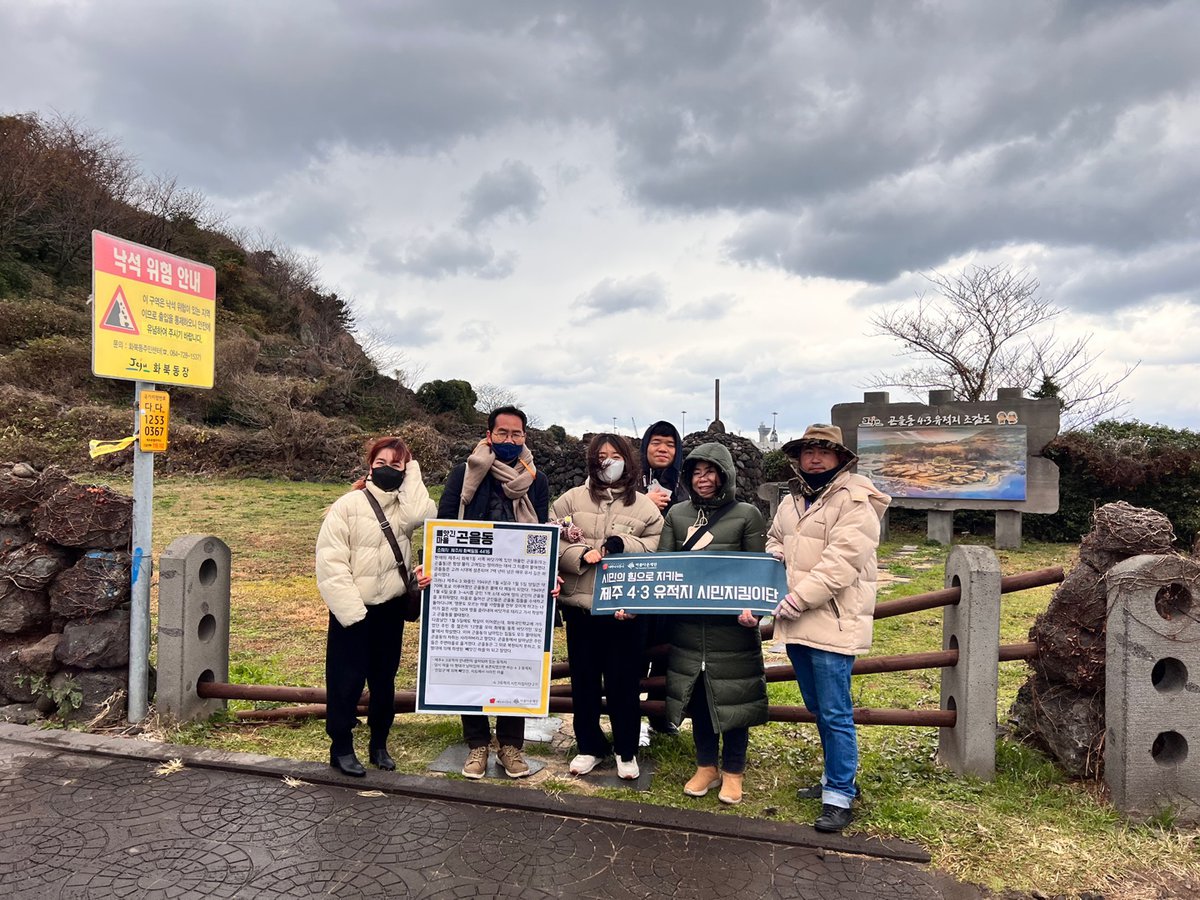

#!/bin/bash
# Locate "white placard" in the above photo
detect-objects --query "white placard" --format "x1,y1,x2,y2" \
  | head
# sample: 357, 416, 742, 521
416, 520, 559, 715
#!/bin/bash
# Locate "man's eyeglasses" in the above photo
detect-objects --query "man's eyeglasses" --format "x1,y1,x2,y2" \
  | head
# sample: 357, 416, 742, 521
491, 429, 525, 441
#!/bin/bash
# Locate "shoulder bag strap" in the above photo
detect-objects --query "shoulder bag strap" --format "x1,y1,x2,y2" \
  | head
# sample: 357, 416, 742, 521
361, 488, 412, 582
680, 500, 737, 552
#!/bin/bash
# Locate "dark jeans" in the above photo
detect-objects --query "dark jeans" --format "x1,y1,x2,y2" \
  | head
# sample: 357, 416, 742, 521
325, 602, 403, 755
461, 714, 525, 750
563, 605, 649, 759
688, 677, 749, 774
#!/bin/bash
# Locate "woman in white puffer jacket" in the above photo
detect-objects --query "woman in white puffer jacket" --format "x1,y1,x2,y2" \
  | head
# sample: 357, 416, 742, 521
316, 436, 437, 777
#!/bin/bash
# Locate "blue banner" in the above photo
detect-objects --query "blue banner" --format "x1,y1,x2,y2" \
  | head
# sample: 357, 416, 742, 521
591, 551, 788, 616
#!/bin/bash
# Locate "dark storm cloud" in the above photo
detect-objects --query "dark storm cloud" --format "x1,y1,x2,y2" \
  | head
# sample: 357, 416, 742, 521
0, 1, 578, 194
367, 232, 517, 280
568, 1, 1200, 300
573, 274, 668, 321
459, 161, 546, 229
1050, 243, 1200, 313
4, 0, 1198, 311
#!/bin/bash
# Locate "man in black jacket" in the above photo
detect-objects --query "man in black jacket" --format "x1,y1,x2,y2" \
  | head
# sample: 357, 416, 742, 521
437, 406, 550, 779
638, 420, 687, 736
640, 421, 688, 512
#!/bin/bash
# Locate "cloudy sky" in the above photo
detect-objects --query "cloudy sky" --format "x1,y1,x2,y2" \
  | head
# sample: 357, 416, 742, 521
3, 0, 1198, 440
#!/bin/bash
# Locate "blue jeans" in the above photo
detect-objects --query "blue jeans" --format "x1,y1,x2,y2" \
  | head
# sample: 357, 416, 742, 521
786, 644, 857, 808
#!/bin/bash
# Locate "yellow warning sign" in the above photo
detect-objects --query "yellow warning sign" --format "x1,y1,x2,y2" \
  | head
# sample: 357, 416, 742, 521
92, 231, 216, 389
139, 390, 170, 453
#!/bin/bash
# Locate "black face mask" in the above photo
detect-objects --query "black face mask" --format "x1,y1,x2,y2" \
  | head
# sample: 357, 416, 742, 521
796, 467, 839, 495
370, 464, 405, 492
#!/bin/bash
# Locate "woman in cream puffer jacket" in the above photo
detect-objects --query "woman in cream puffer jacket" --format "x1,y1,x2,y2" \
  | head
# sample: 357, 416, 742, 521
316, 436, 437, 777
552, 433, 662, 781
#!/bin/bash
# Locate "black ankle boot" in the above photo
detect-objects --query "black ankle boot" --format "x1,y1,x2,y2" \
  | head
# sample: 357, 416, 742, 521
329, 750, 366, 777
369, 747, 396, 771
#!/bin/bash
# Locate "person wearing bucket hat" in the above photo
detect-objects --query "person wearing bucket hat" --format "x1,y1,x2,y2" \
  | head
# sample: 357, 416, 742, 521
767, 424, 890, 833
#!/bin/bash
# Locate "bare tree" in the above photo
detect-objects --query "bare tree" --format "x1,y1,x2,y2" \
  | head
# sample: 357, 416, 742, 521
865, 264, 1137, 429
132, 173, 220, 251
474, 383, 521, 414
389, 353, 428, 391
472, 383, 542, 427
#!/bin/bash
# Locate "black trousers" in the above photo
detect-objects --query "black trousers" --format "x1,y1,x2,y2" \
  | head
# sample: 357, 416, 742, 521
325, 602, 403, 755
644, 614, 671, 725
461, 714, 525, 750
563, 605, 649, 759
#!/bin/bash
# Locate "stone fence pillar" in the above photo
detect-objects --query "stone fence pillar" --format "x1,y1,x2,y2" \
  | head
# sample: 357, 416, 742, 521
938, 545, 1002, 779
157, 535, 231, 723
1105, 554, 1200, 823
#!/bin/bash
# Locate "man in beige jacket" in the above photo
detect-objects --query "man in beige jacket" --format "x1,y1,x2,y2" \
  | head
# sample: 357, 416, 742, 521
767, 424, 890, 833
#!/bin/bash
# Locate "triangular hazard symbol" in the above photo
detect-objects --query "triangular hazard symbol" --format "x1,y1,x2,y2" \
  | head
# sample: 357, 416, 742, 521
100, 285, 139, 335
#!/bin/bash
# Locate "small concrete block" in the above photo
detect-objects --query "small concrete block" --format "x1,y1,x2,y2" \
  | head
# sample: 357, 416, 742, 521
428, 743, 546, 779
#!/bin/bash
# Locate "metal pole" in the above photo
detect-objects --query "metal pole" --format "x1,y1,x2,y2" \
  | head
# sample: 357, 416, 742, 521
714, 378, 720, 422
223, 689, 956, 727
129, 380, 154, 722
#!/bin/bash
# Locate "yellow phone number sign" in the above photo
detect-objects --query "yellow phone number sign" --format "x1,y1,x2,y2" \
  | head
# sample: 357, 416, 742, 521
92, 231, 216, 389
139, 390, 170, 453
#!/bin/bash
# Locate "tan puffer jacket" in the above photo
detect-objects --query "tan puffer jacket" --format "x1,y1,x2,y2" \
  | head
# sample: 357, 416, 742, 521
552, 483, 663, 610
315, 461, 438, 627
765, 469, 890, 655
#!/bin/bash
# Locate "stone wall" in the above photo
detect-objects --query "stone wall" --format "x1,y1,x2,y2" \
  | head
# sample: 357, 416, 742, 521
391, 424, 767, 510
680, 427, 766, 509
0, 462, 132, 725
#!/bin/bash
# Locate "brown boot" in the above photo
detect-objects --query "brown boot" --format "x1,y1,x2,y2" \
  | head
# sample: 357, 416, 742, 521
683, 765, 722, 797
718, 772, 744, 805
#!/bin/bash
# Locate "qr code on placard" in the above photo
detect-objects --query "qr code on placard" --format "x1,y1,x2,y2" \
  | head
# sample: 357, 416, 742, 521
525, 533, 550, 556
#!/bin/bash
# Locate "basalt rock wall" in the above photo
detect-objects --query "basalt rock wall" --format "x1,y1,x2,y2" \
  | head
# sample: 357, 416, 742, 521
0, 462, 132, 726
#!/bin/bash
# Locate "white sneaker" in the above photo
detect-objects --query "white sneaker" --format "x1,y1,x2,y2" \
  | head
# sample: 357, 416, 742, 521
616, 756, 640, 780
569, 753, 601, 775
638, 721, 651, 748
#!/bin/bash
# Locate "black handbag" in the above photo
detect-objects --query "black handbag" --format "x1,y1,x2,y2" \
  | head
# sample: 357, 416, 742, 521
361, 488, 423, 622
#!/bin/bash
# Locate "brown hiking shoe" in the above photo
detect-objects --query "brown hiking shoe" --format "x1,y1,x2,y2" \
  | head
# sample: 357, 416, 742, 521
461, 746, 488, 779
497, 745, 531, 778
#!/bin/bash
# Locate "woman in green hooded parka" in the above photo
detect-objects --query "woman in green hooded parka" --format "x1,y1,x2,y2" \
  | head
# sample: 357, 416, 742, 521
660, 442, 768, 805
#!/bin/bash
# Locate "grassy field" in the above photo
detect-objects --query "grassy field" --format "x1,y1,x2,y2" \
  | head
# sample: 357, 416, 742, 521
101, 475, 1200, 896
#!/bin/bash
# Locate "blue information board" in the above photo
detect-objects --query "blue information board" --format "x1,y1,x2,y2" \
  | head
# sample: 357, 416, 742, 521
591, 551, 788, 616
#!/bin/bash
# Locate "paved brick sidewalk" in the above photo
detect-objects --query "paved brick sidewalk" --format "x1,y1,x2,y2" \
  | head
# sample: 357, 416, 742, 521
0, 723, 981, 899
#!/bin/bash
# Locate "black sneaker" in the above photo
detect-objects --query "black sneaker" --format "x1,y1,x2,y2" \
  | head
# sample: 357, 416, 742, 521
814, 804, 854, 833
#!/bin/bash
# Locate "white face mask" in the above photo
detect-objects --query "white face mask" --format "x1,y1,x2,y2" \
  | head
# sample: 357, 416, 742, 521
598, 458, 625, 484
